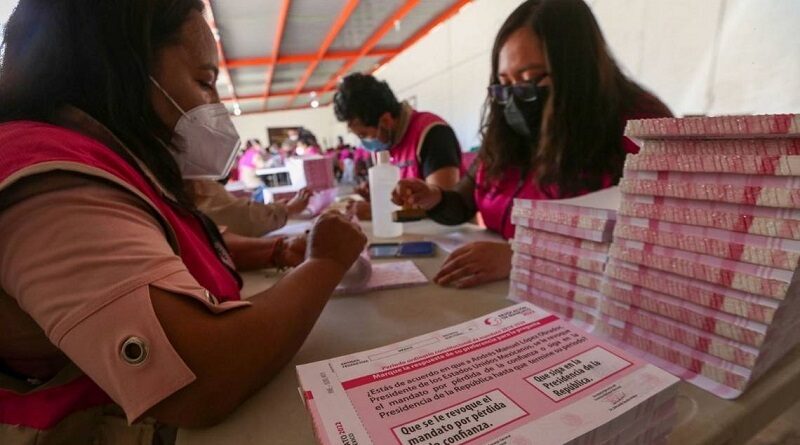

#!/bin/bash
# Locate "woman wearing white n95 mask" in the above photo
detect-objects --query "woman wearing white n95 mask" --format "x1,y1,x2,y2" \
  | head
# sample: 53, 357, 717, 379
152, 76, 314, 239
0, 1, 366, 443
150, 76, 242, 180
149, 42, 306, 270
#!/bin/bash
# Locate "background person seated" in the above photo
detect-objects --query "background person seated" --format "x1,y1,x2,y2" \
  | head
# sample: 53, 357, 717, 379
334, 73, 464, 219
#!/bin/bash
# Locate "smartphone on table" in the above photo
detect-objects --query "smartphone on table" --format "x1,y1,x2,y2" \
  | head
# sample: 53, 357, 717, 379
368, 241, 436, 259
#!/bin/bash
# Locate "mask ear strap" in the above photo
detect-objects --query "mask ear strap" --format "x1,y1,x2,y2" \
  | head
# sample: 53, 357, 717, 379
149, 76, 189, 117
379, 119, 394, 146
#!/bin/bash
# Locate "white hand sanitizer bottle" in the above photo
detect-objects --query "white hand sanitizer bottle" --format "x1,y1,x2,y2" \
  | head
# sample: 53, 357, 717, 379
369, 151, 403, 238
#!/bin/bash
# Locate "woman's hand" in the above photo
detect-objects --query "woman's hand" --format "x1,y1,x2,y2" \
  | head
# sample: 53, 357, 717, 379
345, 199, 372, 221
308, 211, 367, 272
391, 179, 443, 210
283, 188, 313, 216
276, 235, 307, 268
434, 241, 512, 288
354, 181, 371, 201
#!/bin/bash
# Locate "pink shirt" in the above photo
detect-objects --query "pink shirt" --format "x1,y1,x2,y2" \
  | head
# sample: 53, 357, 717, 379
338, 149, 354, 161
354, 147, 371, 162
304, 145, 322, 156
238, 147, 261, 169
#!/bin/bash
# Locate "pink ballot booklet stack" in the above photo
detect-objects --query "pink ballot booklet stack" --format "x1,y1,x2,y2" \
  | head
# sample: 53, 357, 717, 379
599, 114, 800, 398
297, 303, 679, 445
509, 188, 621, 328
303, 155, 337, 191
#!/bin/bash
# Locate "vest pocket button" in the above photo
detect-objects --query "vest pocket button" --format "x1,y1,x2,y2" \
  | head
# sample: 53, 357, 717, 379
120, 336, 149, 366
204, 289, 218, 305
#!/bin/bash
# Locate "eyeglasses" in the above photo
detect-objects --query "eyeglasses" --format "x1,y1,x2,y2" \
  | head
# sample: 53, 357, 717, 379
488, 80, 545, 105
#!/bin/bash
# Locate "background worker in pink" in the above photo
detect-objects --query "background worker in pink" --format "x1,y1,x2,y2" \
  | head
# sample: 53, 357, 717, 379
334, 73, 463, 217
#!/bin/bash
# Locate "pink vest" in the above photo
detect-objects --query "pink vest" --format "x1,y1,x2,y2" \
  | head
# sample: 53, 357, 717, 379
473, 166, 618, 240
475, 135, 646, 240
0, 121, 242, 430
389, 110, 447, 179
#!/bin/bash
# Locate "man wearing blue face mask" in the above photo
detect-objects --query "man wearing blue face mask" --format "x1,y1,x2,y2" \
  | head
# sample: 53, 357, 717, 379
333, 74, 463, 205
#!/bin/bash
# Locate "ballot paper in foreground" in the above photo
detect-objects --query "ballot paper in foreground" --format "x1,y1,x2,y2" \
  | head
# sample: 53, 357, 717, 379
296, 303, 678, 445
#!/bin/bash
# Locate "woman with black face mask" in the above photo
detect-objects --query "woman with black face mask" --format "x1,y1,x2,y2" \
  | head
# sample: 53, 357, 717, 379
392, 0, 671, 289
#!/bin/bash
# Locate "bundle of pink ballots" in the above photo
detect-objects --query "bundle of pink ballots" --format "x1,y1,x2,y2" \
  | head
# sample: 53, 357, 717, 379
297, 303, 679, 445
302, 155, 337, 191
509, 187, 620, 330
598, 114, 800, 398
510, 114, 800, 399
271, 156, 338, 216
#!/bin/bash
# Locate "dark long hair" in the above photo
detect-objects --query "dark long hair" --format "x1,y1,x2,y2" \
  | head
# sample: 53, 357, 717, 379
479, 0, 667, 196
0, 0, 204, 208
